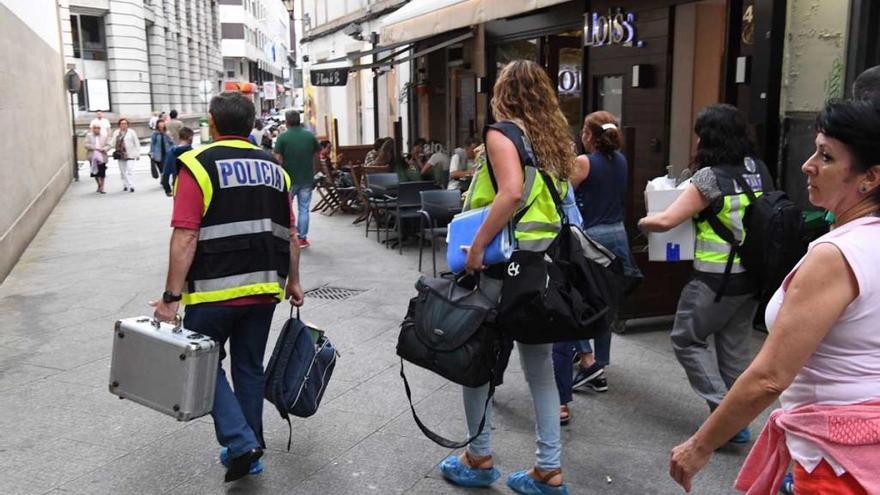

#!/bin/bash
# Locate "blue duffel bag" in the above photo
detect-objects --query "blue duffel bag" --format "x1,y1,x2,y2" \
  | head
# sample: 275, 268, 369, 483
265, 308, 338, 450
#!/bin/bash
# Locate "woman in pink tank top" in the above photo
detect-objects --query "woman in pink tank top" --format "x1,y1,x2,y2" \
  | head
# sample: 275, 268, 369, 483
667, 98, 880, 494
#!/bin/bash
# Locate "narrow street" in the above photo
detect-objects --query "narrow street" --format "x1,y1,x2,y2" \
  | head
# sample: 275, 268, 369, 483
0, 158, 770, 495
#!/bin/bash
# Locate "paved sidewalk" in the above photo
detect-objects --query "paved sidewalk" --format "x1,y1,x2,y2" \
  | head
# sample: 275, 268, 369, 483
0, 160, 771, 494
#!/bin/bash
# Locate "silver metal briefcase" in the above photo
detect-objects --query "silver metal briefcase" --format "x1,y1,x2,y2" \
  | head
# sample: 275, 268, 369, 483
110, 316, 219, 421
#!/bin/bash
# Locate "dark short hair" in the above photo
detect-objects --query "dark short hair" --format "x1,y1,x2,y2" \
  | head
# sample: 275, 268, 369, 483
254, 119, 264, 130
853, 65, 880, 101
464, 136, 480, 147
118, 118, 129, 125
170, 109, 178, 119
815, 99, 880, 201
694, 104, 755, 168
413, 138, 427, 147
178, 127, 194, 142
286, 110, 301, 127
319, 140, 331, 148
209, 92, 255, 138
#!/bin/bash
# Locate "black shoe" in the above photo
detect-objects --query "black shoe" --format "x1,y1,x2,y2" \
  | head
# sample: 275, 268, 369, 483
572, 363, 604, 389
585, 373, 608, 393
225, 448, 263, 483
129, 188, 135, 193
123, 187, 129, 192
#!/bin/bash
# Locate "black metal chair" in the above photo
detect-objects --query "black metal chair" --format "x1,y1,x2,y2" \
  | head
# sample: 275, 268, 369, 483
363, 173, 399, 242
418, 189, 463, 276
386, 181, 438, 254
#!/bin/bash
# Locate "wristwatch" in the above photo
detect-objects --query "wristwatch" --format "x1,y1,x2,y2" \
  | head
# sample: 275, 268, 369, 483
162, 290, 182, 303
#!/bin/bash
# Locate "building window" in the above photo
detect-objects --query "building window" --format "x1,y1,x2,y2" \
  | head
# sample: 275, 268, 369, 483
70, 14, 107, 61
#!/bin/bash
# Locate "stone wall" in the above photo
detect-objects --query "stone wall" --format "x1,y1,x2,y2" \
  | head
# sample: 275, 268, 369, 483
0, 1, 73, 282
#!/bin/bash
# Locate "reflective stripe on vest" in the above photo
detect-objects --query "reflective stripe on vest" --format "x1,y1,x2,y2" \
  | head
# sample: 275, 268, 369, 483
198, 219, 290, 242
465, 161, 564, 252
182, 270, 286, 305
693, 193, 751, 274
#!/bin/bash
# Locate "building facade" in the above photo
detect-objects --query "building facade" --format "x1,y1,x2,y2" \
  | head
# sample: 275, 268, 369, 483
298, 0, 411, 146
58, 0, 223, 127
0, 0, 73, 281
219, 0, 292, 112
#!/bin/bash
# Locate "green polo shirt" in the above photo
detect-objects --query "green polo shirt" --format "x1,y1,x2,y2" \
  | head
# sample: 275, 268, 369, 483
274, 126, 319, 186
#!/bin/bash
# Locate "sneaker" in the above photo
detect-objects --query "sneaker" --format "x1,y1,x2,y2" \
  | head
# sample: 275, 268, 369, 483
585, 373, 608, 392
730, 427, 751, 444
298, 239, 310, 248
439, 454, 500, 487
572, 363, 604, 389
123, 187, 129, 192
780, 472, 794, 495
129, 188, 135, 193
219, 447, 264, 476
506, 470, 569, 495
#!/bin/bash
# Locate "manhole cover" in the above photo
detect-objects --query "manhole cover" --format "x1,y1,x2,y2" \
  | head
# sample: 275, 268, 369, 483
304, 286, 365, 301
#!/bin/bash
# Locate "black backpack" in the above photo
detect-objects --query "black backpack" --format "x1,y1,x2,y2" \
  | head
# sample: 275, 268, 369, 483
702, 168, 808, 303
264, 308, 338, 450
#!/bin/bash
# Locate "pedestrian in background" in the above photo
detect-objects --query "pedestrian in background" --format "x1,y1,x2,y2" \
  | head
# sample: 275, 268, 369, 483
166, 109, 184, 144
148, 111, 160, 130
150, 119, 173, 180
552, 111, 643, 424
447, 137, 480, 192
425, 140, 450, 188
273, 110, 319, 249
161, 126, 193, 196
853, 65, 880, 101
150, 91, 304, 483
442, 60, 575, 495
85, 122, 109, 193
639, 104, 774, 444
111, 118, 139, 192
90, 110, 111, 138
669, 98, 880, 495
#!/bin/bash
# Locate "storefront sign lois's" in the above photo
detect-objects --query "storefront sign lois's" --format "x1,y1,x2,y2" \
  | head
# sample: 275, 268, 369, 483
584, 9, 642, 48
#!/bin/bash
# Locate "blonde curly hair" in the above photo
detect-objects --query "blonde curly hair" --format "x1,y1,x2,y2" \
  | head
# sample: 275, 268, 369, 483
491, 60, 577, 180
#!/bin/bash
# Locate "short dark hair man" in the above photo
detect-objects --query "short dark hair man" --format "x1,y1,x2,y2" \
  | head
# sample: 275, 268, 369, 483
854, 65, 880, 101
151, 91, 304, 483
166, 109, 184, 145
274, 110, 319, 248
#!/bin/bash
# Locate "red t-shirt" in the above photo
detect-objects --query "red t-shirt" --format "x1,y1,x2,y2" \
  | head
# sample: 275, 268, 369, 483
172, 164, 296, 306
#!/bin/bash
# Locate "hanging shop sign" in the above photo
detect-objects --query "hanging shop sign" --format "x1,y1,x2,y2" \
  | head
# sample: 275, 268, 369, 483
584, 8, 642, 48
310, 68, 349, 87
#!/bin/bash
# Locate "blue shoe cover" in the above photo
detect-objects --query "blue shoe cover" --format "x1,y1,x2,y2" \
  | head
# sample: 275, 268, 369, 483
439, 455, 500, 487
220, 447, 264, 475
780, 472, 794, 495
730, 427, 751, 444
506, 470, 569, 495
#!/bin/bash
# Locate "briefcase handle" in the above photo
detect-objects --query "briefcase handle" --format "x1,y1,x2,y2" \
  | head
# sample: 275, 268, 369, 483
147, 314, 183, 333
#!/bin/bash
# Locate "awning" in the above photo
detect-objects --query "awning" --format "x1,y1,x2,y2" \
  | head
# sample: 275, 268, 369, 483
309, 29, 473, 72
380, 0, 572, 45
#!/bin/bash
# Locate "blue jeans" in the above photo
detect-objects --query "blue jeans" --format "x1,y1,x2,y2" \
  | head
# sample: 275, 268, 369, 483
552, 342, 576, 404
462, 343, 561, 470
290, 185, 313, 240
183, 303, 276, 457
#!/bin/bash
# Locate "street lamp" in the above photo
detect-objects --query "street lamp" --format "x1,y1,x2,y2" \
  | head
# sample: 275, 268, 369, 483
64, 67, 82, 182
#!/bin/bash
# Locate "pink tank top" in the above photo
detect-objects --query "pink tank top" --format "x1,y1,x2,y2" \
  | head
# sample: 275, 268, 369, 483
764, 215, 880, 474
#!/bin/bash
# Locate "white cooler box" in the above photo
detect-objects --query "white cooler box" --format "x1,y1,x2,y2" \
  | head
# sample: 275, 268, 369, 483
645, 188, 695, 262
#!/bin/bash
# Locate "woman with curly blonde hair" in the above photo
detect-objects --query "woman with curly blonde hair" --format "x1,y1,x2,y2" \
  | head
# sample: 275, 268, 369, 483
439, 60, 575, 495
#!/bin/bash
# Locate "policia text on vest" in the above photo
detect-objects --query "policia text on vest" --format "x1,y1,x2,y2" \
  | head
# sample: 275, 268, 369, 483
217, 159, 286, 191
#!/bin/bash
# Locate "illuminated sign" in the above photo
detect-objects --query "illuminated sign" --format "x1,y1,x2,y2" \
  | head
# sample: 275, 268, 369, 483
558, 65, 581, 95
584, 8, 642, 48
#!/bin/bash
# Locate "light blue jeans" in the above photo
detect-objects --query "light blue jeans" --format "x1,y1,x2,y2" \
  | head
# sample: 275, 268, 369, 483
290, 185, 313, 240
462, 343, 561, 470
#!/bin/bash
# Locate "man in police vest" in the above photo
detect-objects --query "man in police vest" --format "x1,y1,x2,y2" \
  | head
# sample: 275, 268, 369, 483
151, 91, 304, 483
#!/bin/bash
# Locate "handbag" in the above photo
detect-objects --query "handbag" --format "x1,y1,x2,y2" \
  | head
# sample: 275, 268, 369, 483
264, 307, 338, 450
397, 274, 503, 448
498, 171, 622, 344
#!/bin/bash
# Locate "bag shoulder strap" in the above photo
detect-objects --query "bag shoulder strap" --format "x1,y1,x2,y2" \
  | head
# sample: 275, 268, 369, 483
480, 121, 539, 227
399, 359, 495, 449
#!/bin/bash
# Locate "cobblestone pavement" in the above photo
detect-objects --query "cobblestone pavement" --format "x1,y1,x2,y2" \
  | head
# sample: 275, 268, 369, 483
0, 155, 771, 494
